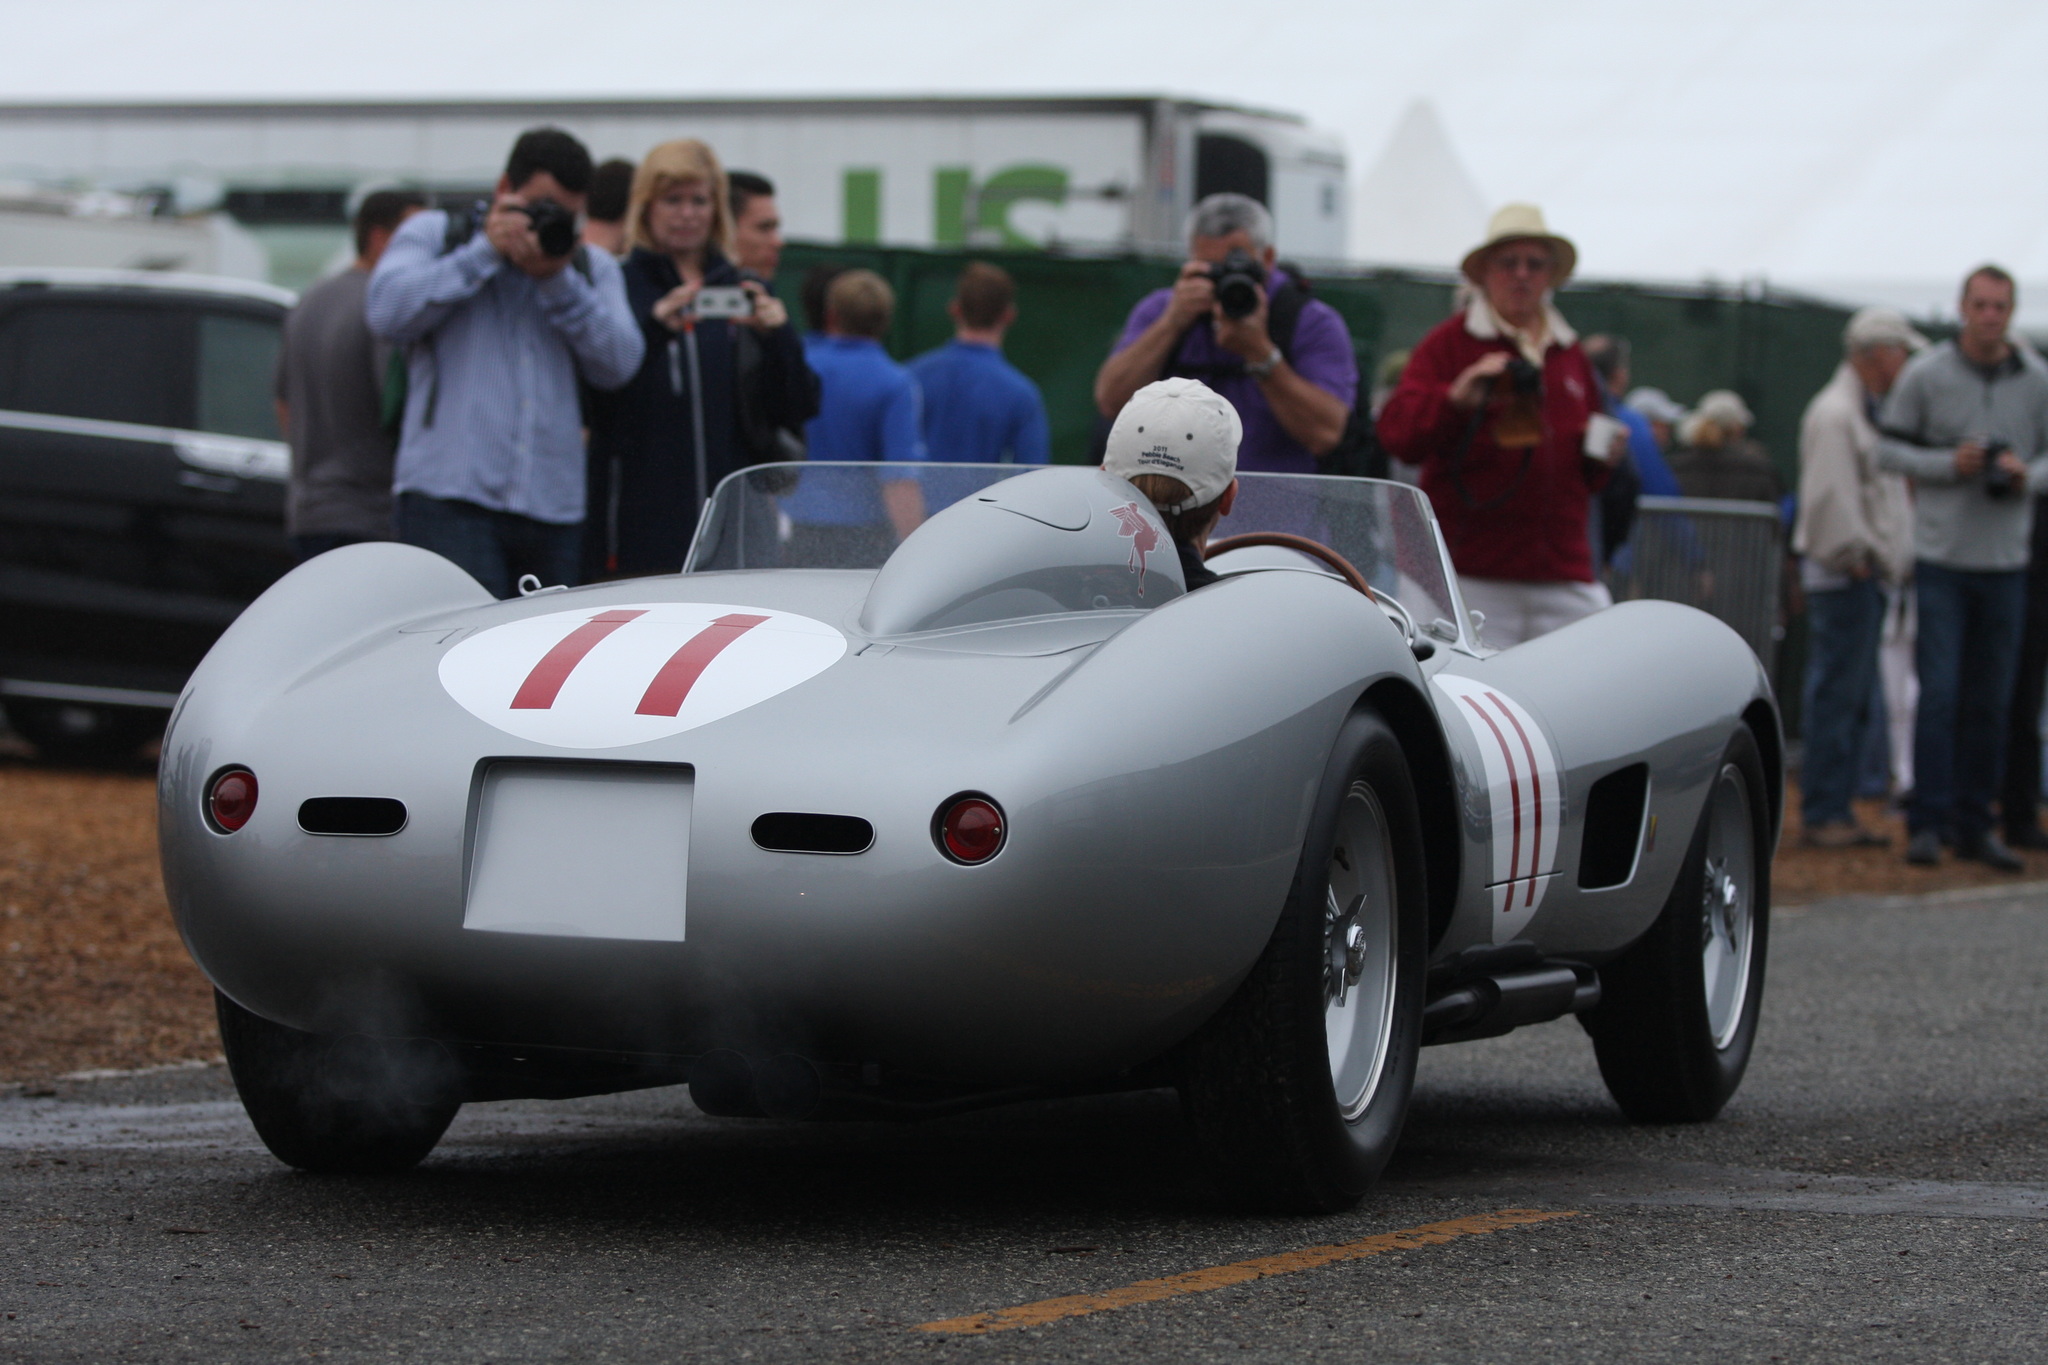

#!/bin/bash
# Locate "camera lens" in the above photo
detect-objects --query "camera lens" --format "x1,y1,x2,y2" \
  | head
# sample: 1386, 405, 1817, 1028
1215, 275, 1260, 319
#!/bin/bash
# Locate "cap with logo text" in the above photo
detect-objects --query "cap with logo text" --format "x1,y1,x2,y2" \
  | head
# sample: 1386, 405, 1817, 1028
1102, 378, 1241, 512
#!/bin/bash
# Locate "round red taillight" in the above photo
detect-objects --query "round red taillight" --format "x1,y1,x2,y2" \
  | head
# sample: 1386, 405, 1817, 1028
936, 795, 1005, 864
208, 769, 258, 833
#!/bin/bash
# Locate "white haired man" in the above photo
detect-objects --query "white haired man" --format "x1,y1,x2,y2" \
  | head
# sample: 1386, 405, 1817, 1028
1093, 193, 1356, 476
1793, 307, 1923, 848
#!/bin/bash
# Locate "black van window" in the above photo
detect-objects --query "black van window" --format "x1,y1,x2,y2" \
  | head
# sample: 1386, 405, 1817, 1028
0, 301, 193, 429
197, 312, 283, 441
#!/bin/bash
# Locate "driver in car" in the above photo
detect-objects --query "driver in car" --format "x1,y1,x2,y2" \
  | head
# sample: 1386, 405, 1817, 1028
1103, 378, 1241, 590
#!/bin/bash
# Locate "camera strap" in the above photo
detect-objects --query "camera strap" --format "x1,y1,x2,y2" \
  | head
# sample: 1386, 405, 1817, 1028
1445, 375, 1536, 513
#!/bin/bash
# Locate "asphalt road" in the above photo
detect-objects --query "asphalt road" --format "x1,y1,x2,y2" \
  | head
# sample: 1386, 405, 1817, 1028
3, 884, 2046, 1363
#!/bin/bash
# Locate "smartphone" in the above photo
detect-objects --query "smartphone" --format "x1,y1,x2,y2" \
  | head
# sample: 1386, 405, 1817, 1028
692, 286, 754, 320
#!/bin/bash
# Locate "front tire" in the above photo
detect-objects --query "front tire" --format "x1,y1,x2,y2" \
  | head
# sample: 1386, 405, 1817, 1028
216, 991, 462, 1173
1179, 708, 1429, 1212
1584, 726, 1771, 1122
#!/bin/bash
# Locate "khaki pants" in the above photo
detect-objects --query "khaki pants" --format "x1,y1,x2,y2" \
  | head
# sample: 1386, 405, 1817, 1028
1457, 576, 1612, 651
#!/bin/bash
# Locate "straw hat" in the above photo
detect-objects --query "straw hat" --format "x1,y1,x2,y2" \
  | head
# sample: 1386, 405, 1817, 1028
1461, 203, 1578, 286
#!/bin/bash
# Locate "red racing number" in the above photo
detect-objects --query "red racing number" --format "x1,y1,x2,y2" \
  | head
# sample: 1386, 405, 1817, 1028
510, 610, 770, 715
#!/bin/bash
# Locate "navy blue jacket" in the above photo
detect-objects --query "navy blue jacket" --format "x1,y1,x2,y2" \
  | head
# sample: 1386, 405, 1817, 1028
585, 247, 817, 577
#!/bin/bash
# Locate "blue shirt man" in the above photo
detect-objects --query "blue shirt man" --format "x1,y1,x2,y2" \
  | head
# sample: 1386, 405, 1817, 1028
780, 270, 926, 561
366, 128, 643, 598
1614, 401, 1680, 496
907, 262, 1050, 465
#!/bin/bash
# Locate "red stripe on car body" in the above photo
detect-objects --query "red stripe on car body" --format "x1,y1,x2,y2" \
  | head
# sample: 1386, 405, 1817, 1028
1462, 694, 1523, 896
510, 609, 648, 710
1489, 692, 1545, 907
635, 614, 771, 716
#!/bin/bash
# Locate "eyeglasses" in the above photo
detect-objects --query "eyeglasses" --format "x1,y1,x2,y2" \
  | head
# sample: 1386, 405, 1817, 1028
1490, 252, 1552, 276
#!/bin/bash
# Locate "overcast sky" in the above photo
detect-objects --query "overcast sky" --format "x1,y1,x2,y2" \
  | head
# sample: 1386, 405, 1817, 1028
8, 0, 2044, 319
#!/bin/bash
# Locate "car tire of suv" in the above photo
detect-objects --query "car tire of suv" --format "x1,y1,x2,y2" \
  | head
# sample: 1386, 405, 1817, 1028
1584, 725, 1771, 1123
1179, 707, 1428, 1213
6, 700, 161, 766
215, 990, 463, 1174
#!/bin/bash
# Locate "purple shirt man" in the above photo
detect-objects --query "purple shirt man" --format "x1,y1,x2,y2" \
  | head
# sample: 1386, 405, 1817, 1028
1097, 195, 1358, 476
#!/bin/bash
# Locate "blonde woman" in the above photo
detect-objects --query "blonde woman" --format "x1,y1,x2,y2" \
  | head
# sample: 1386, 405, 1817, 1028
584, 138, 818, 578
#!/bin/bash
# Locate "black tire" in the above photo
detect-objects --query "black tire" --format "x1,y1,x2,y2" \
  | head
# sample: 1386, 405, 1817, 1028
6, 700, 161, 766
1179, 708, 1429, 1213
1584, 726, 1771, 1122
216, 990, 462, 1174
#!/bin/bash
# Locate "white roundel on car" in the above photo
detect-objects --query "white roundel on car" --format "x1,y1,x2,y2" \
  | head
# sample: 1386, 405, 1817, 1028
438, 601, 846, 749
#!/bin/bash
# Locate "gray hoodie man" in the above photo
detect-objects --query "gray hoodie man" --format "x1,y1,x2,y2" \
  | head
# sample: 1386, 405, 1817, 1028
1877, 342, 2048, 569
1875, 266, 2048, 870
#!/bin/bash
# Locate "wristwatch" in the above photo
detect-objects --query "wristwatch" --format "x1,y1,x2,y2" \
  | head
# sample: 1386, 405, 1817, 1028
1247, 346, 1283, 379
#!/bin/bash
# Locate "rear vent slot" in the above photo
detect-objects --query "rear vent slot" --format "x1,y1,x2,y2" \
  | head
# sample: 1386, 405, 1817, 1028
1578, 764, 1649, 888
299, 797, 408, 837
751, 812, 874, 855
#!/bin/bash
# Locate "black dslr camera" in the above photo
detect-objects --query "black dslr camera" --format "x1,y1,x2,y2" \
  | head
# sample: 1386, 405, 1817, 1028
517, 199, 580, 258
1502, 356, 1543, 396
1983, 439, 2021, 500
1204, 249, 1267, 319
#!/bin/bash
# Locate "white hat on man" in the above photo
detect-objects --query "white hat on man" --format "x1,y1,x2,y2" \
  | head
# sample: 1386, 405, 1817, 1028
1103, 378, 1241, 512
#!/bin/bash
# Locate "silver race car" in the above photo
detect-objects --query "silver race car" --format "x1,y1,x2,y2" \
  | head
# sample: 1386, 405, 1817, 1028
159, 463, 1780, 1211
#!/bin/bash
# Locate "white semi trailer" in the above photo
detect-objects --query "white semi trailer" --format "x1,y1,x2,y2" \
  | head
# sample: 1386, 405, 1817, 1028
0, 96, 1348, 283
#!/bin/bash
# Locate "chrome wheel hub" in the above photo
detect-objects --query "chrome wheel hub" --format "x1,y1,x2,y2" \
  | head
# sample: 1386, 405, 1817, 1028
1699, 763, 1756, 1050
1326, 892, 1367, 1007
1324, 782, 1398, 1121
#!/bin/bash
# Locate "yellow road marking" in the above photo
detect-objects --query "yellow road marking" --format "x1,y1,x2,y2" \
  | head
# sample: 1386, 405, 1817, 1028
916, 1207, 1578, 1335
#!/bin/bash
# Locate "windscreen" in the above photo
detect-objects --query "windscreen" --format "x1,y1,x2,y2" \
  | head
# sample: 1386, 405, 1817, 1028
687, 462, 1466, 645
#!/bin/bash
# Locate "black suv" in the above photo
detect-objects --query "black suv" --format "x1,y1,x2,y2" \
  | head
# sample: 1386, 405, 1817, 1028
0, 269, 296, 761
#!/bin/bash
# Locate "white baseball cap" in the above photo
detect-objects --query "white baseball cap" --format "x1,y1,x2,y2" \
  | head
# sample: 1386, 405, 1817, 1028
1843, 306, 1930, 354
1625, 386, 1688, 426
1102, 378, 1241, 512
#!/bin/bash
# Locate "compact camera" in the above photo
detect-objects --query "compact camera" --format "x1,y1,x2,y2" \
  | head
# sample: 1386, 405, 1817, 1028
690, 286, 755, 320
517, 199, 579, 258
1205, 249, 1267, 320
1983, 439, 2021, 500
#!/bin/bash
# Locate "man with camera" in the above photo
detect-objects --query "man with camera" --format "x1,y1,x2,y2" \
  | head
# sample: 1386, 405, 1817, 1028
1878, 265, 2048, 869
1093, 193, 1355, 475
1378, 205, 1620, 649
366, 127, 644, 598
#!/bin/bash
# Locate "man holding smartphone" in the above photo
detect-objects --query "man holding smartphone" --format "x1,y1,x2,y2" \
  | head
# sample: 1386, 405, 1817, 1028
367, 127, 643, 598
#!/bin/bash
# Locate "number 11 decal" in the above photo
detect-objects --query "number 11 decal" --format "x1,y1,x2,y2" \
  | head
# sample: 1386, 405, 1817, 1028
440, 602, 847, 750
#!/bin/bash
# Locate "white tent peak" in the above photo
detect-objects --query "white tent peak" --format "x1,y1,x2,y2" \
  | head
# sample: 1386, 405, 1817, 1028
1353, 99, 1488, 271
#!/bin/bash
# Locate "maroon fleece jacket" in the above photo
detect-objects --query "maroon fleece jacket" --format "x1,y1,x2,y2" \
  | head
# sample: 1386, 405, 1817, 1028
1378, 312, 1609, 584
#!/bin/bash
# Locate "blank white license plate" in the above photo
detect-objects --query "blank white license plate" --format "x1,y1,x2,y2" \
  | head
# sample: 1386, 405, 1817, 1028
464, 763, 692, 942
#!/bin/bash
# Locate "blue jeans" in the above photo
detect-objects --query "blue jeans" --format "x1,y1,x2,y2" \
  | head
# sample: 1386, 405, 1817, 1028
1801, 578, 1886, 827
394, 493, 582, 600
1911, 561, 2027, 838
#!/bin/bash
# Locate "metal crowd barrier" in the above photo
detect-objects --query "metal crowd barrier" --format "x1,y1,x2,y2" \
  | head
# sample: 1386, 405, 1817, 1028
1605, 495, 1784, 665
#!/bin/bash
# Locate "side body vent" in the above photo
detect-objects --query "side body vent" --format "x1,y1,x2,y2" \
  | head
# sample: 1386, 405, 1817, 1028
751, 812, 874, 856
1578, 764, 1649, 889
299, 797, 408, 837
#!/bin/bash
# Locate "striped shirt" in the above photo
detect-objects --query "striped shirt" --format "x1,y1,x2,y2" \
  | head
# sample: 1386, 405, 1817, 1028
366, 210, 644, 525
